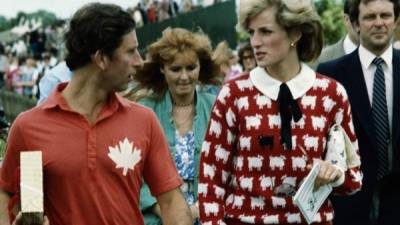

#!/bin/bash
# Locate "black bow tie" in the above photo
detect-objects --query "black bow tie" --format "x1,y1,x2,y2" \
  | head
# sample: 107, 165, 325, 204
277, 83, 303, 150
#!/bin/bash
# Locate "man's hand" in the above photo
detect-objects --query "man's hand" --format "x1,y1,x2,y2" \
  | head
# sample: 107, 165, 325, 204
11, 213, 50, 225
0, 189, 11, 225
190, 202, 199, 221
157, 188, 192, 225
150, 203, 161, 217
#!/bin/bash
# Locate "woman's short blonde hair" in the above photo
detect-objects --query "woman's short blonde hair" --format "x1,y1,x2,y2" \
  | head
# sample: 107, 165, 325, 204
212, 41, 235, 67
239, 0, 322, 62
134, 27, 219, 97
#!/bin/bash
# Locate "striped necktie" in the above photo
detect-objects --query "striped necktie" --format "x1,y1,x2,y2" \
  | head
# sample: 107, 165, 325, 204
371, 57, 390, 180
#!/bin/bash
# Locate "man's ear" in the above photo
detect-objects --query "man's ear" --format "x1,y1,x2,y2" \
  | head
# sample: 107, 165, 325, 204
92, 50, 108, 70
352, 21, 360, 34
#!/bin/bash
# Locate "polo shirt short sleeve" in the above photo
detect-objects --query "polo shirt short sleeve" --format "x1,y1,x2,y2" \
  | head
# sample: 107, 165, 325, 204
143, 114, 183, 197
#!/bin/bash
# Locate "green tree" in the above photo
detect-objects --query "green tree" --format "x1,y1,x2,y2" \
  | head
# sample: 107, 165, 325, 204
30, 10, 58, 27
0, 16, 11, 32
237, 30, 250, 44
2, 10, 58, 32
316, 0, 346, 45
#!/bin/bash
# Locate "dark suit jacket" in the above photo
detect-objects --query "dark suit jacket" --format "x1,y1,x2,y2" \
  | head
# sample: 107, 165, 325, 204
317, 49, 400, 225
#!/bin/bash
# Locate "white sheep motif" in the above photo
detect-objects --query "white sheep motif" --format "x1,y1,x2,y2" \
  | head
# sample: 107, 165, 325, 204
254, 94, 272, 109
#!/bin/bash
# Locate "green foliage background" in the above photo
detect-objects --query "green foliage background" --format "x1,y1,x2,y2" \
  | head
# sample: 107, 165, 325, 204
316, 0, 346, 45
237, 0, 346, 46
0, 139, 6, 160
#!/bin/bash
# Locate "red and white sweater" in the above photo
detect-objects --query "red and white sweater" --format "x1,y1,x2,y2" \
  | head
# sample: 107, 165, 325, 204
198, 65, 362, 225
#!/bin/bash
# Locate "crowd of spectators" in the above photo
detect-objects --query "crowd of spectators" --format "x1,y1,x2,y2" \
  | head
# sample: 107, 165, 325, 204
0, 22, 63, 100
128, 0, 205, 26
127, 0, 229, 26
0, 0, 235, 101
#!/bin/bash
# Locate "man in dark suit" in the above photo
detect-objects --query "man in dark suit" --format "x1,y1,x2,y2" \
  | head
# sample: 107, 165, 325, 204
317, 0, 400, 224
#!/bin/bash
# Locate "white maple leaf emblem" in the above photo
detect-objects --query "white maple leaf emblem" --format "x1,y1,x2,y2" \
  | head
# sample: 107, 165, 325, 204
108, 137, 142, 176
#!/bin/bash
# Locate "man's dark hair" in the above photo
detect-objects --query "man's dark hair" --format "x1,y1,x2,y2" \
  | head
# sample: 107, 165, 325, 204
65, 3, 136, 70
0, 44, 4, 55
344, 0, 350, 14
348, 0, 400, 24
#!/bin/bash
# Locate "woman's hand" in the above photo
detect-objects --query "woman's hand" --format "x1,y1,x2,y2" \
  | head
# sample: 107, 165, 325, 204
308, 159, 344, 190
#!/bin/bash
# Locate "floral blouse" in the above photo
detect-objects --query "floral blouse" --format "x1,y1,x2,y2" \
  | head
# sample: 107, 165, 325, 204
174, 130, 196, 205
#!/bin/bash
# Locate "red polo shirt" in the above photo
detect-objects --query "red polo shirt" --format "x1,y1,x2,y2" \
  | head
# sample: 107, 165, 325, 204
0, 83, 182, 225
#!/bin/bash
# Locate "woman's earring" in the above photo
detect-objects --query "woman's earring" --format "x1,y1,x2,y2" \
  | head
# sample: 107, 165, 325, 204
290, 42, 295, 47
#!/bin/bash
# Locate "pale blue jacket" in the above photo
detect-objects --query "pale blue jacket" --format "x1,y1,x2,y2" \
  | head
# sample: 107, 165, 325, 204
138, 88, 215, 225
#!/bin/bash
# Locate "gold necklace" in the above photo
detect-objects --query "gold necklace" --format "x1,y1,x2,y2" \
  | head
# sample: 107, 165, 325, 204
172, 101, 194, 107
172, 105, 194, 130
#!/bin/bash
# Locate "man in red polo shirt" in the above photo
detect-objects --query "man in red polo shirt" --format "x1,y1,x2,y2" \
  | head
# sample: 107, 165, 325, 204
0, 3, 192, 225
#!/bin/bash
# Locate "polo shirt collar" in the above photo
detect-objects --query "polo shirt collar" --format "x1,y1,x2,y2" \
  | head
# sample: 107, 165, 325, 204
249, 62, 316, 100
41, 82, 69, 110
41, 82, 130, 111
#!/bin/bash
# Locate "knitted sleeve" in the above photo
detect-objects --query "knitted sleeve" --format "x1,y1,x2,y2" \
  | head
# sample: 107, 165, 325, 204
198, 83, 238, 225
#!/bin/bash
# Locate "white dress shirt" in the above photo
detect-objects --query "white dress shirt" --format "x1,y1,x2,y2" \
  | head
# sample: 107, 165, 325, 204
343, 34, 358, 54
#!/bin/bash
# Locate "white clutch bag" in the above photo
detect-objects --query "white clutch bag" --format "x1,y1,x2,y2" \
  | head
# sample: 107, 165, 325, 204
325, 124, 361, 171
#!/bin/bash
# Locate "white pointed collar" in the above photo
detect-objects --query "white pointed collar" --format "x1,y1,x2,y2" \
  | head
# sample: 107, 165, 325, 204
249, 62, 316, 100
358, 44, 393, 69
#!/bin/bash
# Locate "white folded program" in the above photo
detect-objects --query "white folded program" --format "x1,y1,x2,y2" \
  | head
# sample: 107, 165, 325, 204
20, 151, 44, 223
